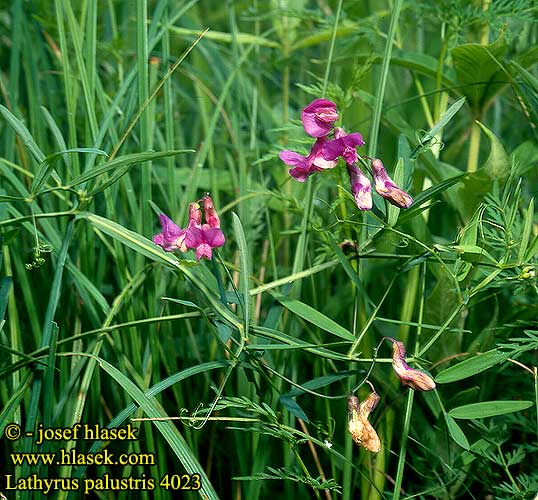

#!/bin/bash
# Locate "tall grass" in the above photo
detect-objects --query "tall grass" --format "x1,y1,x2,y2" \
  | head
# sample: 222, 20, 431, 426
1, 1, 537, 499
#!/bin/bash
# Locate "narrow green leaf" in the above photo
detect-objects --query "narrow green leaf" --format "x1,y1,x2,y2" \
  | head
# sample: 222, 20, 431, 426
0, 195, 27, 202
449, 400, 533, 419
525, 234, 538, 261
31, 148, 108, 194
68, 150, 193, 188
170, 26, 279, 47
285, 372, 355, 398
0, 372, 33, 436
445, 414, 470, 449
81, 212, 181, 267
387, 158, 404, 227
436, 349, 507, 384
232, 213, 250, 338
398, 174, 465, 223
252, 326, 349, 361
427, 97, 467, 139
271, 292, 355, 341
518, 198, 534, 264
0, 104, 45, 163
0, 276, 12, 321
279, 397, 309, 423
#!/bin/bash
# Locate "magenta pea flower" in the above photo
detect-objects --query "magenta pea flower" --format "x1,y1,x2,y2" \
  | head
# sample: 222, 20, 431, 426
387, 338, 436, 391
185, 226, 225, 260
153, 195, 225, 260
301, 99, 339, 137
184, 194, 225, 260
153, 214, 188, 252
347, 164, 372, 210
322, 127, 365, 165
280, 137, 338, 182
371, 159, 413, 209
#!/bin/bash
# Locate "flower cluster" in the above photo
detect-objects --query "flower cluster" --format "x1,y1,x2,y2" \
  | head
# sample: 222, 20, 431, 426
348, 339, 435, 453
280, 98, 413, 210
153, 194, 225, 260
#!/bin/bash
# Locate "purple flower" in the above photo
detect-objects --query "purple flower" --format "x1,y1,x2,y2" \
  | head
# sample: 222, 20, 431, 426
185, 226, 225, 260
322, 127, 365, 165
184, 194, 225, 260
153, 196, 225, 260
371, 159, 413, 209
387, 338, 436, 391
301, 99, 339, 137
280, 137, 338, 182
153, 214, 188, 252
347, 163, 372, 210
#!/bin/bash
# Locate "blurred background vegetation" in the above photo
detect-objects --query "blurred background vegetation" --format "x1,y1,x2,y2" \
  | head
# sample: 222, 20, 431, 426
0, 0, 537, 499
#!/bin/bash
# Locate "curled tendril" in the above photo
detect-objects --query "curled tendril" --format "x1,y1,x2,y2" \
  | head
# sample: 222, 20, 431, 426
178, 402, 207, 428
25, 243, 54, 270
411, 129, 445, 158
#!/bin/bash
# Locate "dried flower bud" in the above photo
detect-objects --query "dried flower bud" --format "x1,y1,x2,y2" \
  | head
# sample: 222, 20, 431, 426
388, 338, 436, 391
202, 194, 220, 228
371, 158, 413, 209
348, 382, 381, 453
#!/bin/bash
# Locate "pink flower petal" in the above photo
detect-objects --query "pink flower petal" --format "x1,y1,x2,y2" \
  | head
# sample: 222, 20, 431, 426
184, 226, 203, 249
301, 113, 331, 137
321, 139, 345, 161
371, 159, 413, 208
279, 150, 308, 166
301, 99, 339, 137
195, 244, 213, 260
204, 228, 225, 248
158, 214, 182, 238
302, 98, 337, 114
344, 133, 365, 148
347, 164, 372, 210
288, 165, 312, 182
153, 214, 186, 252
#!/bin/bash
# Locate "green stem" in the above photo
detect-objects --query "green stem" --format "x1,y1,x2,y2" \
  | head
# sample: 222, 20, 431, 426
321, 0, 343, 97
392, 390, 414, 500
467, 121, 481, 173
368, 0, 403, 158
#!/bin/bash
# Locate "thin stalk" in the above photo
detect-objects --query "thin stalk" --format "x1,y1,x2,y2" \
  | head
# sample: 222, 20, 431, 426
368, 0, 403, 158
3, 248, 21, 429
534, 367, 538, 448
467, 121, 481, 173
393, 263, 426, 498
136, 0, 151, 241
321, 0, 343, 97
54, 0, 80, 176
392, 390, 414, 500
162, 4, 177, 212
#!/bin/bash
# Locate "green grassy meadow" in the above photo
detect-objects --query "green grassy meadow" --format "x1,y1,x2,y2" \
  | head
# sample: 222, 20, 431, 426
0, 1, 537, 499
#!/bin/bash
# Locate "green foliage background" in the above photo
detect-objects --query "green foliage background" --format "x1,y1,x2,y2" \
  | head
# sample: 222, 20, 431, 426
0, 0, 537, 499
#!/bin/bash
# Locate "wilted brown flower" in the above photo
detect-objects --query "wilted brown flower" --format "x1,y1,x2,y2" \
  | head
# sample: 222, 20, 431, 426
348, 381, 381, 453
388, 338, 436, 391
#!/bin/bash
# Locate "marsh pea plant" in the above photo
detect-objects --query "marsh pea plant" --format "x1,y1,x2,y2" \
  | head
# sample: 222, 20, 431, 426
0, 1, 537, 500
